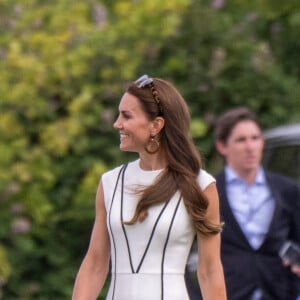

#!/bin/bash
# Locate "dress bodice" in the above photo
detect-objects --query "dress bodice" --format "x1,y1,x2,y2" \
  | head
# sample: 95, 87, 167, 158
101, 159, 215, 300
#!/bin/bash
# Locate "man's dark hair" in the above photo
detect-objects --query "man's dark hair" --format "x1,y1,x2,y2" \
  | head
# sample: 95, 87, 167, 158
214, 107, 262, 144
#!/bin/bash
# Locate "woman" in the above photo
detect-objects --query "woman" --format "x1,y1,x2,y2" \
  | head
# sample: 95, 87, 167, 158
72, 75, 227, 300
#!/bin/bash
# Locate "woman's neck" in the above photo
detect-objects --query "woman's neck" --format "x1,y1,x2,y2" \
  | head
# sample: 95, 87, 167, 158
139, 155, 166, 171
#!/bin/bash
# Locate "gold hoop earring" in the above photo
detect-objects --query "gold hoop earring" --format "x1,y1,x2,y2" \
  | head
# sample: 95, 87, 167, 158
145, 136, 160, 154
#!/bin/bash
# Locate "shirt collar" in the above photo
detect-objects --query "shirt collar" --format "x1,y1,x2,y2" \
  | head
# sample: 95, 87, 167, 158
225, 166, 266, 185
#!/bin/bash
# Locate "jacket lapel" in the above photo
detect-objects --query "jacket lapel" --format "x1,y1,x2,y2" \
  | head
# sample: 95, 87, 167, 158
259, 172, 282, 249
217, 171, 252, 248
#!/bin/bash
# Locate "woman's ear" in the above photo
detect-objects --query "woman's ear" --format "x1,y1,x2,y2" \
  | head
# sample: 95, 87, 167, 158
151, 117, 165, 136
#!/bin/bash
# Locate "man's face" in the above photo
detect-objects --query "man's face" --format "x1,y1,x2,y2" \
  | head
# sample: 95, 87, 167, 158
217, 120, 264, 175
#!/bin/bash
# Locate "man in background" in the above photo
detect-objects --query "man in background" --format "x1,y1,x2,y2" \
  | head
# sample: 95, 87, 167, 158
214, 106, 300, 299
186, 107, 300, 300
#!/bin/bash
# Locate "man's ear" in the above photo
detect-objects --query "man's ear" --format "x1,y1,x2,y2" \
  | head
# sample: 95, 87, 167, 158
151, 117, 165, 136
215, 140, 227, 156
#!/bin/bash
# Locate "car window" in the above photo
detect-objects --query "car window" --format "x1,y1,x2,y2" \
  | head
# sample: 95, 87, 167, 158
263, 145, 300, 187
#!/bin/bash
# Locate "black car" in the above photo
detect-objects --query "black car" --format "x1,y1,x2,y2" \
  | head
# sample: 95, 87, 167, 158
263, 122, 300, 187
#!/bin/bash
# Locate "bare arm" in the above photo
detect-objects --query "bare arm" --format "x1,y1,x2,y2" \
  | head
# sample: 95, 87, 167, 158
72, 180, 110, 300
197, 182, 227, 300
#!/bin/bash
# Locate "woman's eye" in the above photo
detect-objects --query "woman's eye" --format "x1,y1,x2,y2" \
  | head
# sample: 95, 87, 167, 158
123, 113, 131, 119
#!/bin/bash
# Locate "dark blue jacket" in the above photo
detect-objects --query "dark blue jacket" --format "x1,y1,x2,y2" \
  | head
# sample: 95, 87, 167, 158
217, 170, 300, 300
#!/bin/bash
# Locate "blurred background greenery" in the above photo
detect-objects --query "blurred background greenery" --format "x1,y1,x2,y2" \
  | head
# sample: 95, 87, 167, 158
0, 0, 299, 299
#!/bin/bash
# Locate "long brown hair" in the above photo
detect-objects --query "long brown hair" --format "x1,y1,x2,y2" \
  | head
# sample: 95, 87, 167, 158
124, 77, 222, 235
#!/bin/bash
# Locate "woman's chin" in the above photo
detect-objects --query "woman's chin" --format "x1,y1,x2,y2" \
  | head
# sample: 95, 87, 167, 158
120, 145, 132, 152
120, 146, 139, 154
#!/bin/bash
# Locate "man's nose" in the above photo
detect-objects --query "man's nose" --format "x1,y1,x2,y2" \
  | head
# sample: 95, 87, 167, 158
245, 139, 257, 150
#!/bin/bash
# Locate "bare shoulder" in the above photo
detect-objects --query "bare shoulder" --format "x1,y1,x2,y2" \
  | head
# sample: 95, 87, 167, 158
202, 182, 220, 224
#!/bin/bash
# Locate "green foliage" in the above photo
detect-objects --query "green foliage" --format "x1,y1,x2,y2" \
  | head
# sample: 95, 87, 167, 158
0, 0, 189, 298
146, 0, 300, 166
0, 0, 299, 299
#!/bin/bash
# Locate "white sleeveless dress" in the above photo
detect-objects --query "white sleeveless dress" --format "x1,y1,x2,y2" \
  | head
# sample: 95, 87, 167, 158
101, 159, 215, 300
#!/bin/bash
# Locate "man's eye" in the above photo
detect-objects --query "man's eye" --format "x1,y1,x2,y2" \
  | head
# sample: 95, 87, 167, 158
252, 135, 261, 140
236, 137, 246, 143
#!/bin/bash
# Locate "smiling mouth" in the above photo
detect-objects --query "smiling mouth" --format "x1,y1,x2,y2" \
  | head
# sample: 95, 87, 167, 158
120, 134, 129, 142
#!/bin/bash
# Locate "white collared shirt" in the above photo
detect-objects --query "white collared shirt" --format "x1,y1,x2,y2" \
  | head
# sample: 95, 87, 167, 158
225, 166, 275, 249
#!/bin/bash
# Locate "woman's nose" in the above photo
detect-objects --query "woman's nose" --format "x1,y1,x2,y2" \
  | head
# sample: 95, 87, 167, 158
113, 117, 121, 129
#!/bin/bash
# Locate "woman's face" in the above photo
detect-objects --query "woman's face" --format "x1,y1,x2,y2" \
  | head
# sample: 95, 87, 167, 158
113, 92, 154, 153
